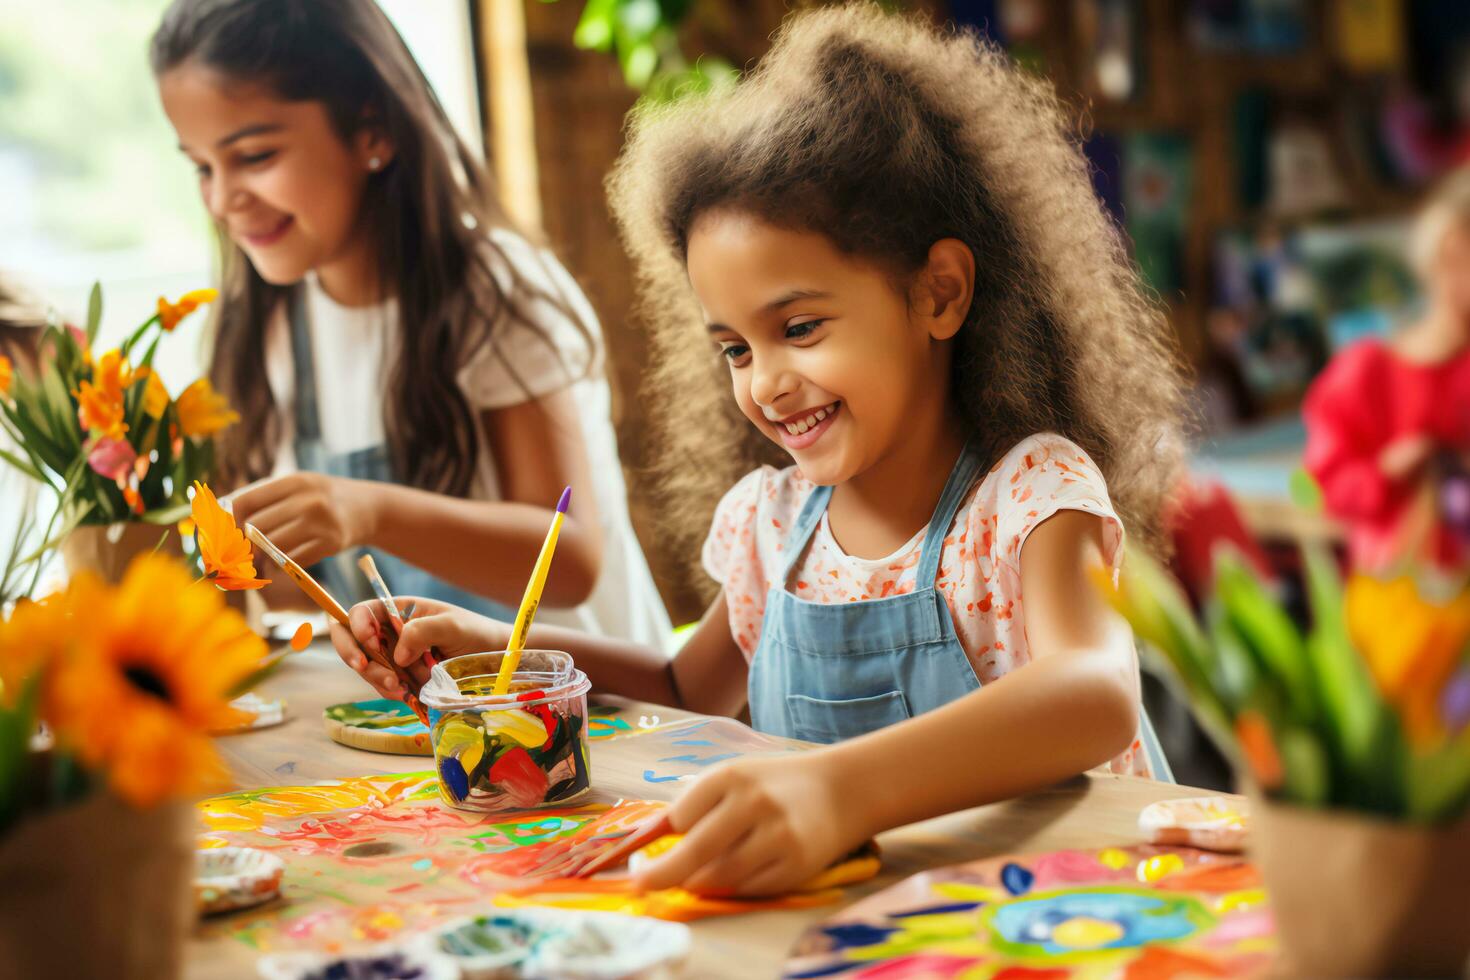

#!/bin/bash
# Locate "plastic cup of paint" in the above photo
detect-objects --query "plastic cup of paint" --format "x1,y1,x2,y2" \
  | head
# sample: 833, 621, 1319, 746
420, 650, 593, 813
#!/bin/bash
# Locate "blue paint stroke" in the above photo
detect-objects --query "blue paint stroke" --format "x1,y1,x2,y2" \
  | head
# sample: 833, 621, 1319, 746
1001, 861, 1035, 895
989, 890, 1204, 954
819, 922, 897, 949
783, 964, 861, 979
274, 761, 297, 775
642, 770, 682, 783
890, 900, 983, 918
659, 752, 739, 768
671, 739, 715, 746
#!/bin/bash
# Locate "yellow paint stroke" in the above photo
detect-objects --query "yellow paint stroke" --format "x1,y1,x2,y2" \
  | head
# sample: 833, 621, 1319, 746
1098, 847, 1130, 870
197, 772, 439, 837
1216, 888, 1267, 913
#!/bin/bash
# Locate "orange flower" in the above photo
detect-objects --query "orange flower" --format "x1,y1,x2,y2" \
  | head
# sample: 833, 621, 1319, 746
74, 379, 128, 441
94, 348, 131, 399
1346, 574, 1470, 745
46, 556, 268, 806
122, 484, 144, 516
176, 378, 239, 438
134, 366, 170, 419
0, 354, 11, 396
156, 288, 218, 332
1235, 711, 1284, 791
191, 481, 269, 590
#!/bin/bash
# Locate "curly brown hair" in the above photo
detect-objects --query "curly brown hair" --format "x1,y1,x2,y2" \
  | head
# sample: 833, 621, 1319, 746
609, 2, 1186, 582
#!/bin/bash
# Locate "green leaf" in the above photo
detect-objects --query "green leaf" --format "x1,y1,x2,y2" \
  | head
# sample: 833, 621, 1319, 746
573, 0, 616, 50
0, 447, 47, 484
1214, 550, 1316, 723
140, 500, 191, 526
1278, 725, 1331, 806
1405, 729, 1470, 822
1301, 546, 1384, 773
1, 400, 68, 476
227, 648, 292, 700
1288, 467, 1324, 513
85, 282, 102, 345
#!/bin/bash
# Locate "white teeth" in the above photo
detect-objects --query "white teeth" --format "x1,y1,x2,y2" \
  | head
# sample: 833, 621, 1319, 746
780, 402, 837, 437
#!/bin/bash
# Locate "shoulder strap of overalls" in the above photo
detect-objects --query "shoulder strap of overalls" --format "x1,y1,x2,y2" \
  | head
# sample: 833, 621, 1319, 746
777, 481, 833, 584
775, 443, 982, 586
287, 283, 322, 446
915, 445, 983, 585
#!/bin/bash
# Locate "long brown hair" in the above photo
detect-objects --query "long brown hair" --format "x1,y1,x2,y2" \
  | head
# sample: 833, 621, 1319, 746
609, 3, 1186, 572
151, 0, 589, 494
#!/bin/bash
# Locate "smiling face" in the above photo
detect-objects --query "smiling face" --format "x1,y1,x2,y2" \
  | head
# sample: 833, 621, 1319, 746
687, 210, 967, 487
158, 60, 390, 294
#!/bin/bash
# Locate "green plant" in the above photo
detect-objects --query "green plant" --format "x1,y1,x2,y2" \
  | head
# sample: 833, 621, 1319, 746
1102, 544, 1470, 823
545, 0, 737, 99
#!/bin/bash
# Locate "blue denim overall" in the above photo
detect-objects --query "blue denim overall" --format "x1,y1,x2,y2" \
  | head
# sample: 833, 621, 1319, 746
748, 448, 985, 744
745, 445, 1174, 779
287, 286, 516, 620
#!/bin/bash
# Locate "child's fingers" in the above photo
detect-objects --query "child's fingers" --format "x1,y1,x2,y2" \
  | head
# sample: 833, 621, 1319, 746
327, 620, 370, 673
633, 798, 750, 891
733, 856, 801, 898
348, 602, 386, 658
682, 823, 781, 894
328, 620, 401, 699
395, 612, 469, 666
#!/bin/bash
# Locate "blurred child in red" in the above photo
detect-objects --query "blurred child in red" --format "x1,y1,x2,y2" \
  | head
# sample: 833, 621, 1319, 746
1304, 170, 1470, 571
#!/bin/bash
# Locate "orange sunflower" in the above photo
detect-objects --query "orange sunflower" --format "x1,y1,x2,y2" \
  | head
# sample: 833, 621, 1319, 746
176, 378, 239, 438
191, 481, 269, 590
156, 288, 219, 332
47, 555, 267, 806
0, 592, 72, 707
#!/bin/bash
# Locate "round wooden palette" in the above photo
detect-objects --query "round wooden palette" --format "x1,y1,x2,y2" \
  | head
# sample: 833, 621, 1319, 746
323, 698, 432, 755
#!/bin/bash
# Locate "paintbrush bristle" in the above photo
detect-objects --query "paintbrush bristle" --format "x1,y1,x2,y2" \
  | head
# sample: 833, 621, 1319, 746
358, 553, 381, 578
245, 523, 290, 568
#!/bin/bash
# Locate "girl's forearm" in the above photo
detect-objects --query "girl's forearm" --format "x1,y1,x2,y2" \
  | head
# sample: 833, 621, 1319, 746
827, 638, 1139, 839
353, 480, 601, 607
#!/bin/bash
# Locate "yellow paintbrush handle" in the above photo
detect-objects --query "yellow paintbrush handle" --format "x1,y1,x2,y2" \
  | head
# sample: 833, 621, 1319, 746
494, 508, 565, 695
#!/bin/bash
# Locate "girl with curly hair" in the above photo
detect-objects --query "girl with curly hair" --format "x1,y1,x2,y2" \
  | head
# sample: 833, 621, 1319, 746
334, 2, 1187, 895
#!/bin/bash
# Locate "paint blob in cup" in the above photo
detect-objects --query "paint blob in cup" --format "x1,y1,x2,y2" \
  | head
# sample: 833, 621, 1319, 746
421, 650, 592, 813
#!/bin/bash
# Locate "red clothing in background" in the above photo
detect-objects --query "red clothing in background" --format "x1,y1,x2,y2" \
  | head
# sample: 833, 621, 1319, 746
1303, 340, 1470, 570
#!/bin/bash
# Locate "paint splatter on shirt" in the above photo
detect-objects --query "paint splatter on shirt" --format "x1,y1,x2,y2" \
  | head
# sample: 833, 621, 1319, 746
702, 432, 1150, 777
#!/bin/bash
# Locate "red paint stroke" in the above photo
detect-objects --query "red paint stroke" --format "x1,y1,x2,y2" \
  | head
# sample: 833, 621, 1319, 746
387, 883, 422, 894
489, 746, 550, 808
274, 805, 477, 854
516, 689, 558, 744
849, 953, 985, 979
991, 968, 1070, 980
1122, 945, 1230, 980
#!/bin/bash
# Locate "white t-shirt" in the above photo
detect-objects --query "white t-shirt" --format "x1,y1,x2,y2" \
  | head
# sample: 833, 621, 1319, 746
702, 433, 1149, 777
262, 228, 671, 650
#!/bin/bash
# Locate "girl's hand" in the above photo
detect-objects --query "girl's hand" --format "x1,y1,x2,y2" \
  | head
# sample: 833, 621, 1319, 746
328, 597, 511, 699
632, 752, 864, 897
231, 472, 377, 567
1379, 434, 1436, 484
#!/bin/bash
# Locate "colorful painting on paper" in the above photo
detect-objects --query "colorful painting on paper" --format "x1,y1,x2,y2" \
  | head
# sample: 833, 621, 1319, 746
196, 770, 837, 953
783, 844, 1275, 979
617, 716, 811, 784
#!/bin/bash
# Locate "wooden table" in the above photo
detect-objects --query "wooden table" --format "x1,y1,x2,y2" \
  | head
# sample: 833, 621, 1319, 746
189, 647, 1223, 979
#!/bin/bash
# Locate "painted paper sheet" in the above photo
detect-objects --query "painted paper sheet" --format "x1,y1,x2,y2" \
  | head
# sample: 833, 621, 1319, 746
783, 844, 1275, 978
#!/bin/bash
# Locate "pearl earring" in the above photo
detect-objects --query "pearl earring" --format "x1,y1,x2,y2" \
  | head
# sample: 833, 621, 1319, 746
368, 156, 382, 172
